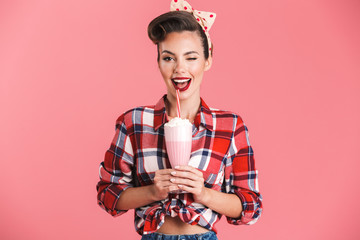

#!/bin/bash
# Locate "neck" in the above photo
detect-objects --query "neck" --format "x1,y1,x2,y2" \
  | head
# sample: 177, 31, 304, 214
166, 93, 201, 122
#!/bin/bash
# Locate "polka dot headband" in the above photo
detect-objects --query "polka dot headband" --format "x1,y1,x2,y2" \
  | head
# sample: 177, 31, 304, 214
170, 0, 216, 55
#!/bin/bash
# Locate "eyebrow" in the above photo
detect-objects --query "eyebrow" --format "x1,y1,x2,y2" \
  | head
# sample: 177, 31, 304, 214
161, 50, 200, 56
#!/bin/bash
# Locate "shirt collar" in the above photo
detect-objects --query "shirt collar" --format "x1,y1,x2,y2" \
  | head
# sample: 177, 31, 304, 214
153, 95, 214, 131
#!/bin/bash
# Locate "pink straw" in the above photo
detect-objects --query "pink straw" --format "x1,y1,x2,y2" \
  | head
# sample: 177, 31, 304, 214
176, 89, 181, 118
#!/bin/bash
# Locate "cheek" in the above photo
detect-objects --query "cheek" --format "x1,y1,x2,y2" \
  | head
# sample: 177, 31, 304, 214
190, 64, 205, 77
159, 64, 171, 77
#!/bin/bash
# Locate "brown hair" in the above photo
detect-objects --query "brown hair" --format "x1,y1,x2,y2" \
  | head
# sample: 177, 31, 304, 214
147, 11, 212, 60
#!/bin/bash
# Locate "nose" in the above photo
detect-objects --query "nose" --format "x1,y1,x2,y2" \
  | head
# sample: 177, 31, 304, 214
174, 58, 186, 73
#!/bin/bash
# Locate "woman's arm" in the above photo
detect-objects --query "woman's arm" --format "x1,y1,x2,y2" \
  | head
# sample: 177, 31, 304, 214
170, 115, 263, 222
116, 185, 156, 210
116, 169, 180, 210
223, 116, 263, 224
96, 114, 135, 216
170, 165, 242, 218
201, 186, 243, 219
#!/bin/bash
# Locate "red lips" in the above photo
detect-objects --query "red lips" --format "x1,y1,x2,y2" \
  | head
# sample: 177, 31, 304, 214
171, 77, 192, 91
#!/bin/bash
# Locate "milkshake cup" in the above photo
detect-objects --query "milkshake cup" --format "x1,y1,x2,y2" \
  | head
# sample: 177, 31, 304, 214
164, 117, 192, 167
164, 117, 192, 193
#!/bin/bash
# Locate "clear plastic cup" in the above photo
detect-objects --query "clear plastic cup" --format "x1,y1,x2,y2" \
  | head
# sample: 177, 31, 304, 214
164, 118, 192, 193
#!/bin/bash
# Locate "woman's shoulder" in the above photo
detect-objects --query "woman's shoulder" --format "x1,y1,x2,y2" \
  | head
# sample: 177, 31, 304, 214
207, 107, 249, 140
208, 107, 245, 124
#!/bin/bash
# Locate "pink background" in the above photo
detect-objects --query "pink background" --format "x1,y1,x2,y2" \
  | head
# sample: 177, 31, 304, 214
1, 0, 359, 239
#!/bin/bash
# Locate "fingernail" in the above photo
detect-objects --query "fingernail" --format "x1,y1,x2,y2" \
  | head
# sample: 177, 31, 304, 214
174, 166, 180, 169
170, 178, 175, 183
178, 184, 183, 188
171, 171, 176, 175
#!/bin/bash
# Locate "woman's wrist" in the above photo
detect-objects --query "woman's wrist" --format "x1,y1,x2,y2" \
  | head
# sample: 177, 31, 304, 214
197, 187, 212, 206
116, 185, 160, 211
197, 188, 243, 218
149, 184, 161, 202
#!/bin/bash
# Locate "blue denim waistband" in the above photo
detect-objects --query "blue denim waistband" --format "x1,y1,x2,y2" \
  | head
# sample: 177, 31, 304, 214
141, 231, 217, 240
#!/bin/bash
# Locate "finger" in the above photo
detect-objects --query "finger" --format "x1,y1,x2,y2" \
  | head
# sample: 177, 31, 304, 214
168, 185, 179, 192
159, 178, 177, 185
170, 171, 202, 182
154, 175, 172, 185
157, 169, 177, 175
154, 170, 177, 182
170, 177, 196, 187
174, 165, 203, 177
155, 174, 173, 182
177, 184, 195, 193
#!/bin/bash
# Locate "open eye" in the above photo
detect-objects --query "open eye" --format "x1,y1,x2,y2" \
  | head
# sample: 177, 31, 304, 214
163, 56, 174, 61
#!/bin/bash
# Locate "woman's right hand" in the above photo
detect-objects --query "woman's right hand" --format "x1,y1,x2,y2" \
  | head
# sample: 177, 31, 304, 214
151, 169, 179, 201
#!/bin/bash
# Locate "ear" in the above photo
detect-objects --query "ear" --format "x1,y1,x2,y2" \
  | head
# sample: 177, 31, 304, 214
204, 55, 213, 71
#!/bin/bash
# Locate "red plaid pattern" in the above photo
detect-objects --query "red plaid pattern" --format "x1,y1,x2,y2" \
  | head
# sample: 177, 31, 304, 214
96, 95, 262, 235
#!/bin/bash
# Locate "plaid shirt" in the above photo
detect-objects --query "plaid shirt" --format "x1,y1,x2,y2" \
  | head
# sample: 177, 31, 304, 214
96, 95, 262, 235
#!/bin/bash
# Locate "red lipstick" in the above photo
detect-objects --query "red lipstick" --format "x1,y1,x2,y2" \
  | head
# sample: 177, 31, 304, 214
171, 77, 192, 91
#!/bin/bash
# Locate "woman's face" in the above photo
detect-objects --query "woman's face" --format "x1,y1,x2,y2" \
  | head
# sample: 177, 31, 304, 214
158, 31, 212, 102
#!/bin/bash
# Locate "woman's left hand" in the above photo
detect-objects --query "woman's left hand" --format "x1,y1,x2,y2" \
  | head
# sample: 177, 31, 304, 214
170, 165, 209, 204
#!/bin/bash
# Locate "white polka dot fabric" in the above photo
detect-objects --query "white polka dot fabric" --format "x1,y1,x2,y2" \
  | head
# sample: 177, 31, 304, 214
170, 0, 216, 55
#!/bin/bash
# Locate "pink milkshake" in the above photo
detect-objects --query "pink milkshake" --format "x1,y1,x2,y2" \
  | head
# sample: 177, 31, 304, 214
164, 117, 192, 168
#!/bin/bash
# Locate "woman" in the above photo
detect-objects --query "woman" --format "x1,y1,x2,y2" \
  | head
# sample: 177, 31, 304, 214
96, 1, 262, 239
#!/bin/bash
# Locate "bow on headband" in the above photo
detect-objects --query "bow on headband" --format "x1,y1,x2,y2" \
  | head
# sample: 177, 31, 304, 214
170, 0, 216, 54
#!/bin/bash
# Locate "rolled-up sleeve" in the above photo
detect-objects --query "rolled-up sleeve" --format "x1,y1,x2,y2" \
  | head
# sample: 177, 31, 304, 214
96, 114, 134, 217
224, 115, 263, 225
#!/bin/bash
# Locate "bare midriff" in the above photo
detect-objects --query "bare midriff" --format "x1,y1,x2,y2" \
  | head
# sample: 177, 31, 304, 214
156, 215, 209, 235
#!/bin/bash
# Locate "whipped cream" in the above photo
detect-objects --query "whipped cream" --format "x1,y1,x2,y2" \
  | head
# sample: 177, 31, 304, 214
165, 117, 192, 127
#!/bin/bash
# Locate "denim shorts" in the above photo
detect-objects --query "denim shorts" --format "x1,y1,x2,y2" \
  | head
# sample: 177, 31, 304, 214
141, 231, 218, 240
